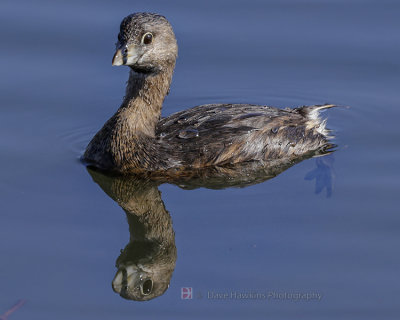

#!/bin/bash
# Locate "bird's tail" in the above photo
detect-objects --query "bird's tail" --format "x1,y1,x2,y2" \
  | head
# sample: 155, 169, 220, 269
300, 104, 336, 137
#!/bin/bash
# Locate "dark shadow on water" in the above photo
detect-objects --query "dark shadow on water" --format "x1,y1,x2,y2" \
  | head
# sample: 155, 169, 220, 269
86, 148, 335, 301
304, 155, 335, 198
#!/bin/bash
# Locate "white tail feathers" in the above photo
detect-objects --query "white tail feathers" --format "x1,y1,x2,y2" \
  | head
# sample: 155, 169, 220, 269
302, 104, 336, 137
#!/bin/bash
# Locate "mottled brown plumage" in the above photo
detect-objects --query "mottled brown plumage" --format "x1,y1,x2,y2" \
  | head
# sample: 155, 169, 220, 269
83, 12, 335, 174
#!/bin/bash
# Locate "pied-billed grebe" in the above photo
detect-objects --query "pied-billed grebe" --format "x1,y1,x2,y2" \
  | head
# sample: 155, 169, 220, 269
83, 12, 335, 173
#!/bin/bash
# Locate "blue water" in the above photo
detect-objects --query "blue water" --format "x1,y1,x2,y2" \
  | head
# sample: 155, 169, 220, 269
1, 0, 400, 319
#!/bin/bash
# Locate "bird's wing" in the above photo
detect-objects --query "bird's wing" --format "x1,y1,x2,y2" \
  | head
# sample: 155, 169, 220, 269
154, 103, 314, 167
156, 103, 300, 139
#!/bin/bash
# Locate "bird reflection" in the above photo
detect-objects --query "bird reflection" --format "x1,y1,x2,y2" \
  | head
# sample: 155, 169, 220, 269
86, 149, 335, 301
88, 170, 176, 301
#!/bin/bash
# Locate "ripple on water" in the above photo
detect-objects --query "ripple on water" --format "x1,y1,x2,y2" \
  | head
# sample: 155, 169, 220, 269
57, 125, 96, 157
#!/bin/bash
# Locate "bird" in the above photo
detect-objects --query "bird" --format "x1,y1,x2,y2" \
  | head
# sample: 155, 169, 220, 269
83, 12, 335, 174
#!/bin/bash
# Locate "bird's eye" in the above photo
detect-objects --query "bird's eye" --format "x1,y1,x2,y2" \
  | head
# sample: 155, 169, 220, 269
142, 279, 153, 295
142, 32, 153, 45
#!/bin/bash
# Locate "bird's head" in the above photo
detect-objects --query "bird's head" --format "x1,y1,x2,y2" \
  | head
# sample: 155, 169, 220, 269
112, 13, 178, 74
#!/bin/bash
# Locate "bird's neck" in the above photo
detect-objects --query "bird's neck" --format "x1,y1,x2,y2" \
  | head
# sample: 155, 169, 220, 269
117, 65, 175, 137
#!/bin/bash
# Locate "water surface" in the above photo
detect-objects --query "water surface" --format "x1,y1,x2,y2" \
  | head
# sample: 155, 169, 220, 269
1, 0, 400, 319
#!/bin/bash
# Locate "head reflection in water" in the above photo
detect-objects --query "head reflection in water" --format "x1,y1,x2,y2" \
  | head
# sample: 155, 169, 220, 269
86, 150, 335, 301
88, 169, 177, 301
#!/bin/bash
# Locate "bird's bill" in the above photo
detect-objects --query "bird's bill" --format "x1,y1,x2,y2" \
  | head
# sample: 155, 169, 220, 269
112, 44, 139, 66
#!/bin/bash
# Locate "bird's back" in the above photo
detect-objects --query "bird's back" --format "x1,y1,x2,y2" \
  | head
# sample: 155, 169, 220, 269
155, 103, 334, 169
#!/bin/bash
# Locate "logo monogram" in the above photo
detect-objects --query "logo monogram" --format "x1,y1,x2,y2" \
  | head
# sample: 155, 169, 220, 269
181, 287, 193, 299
